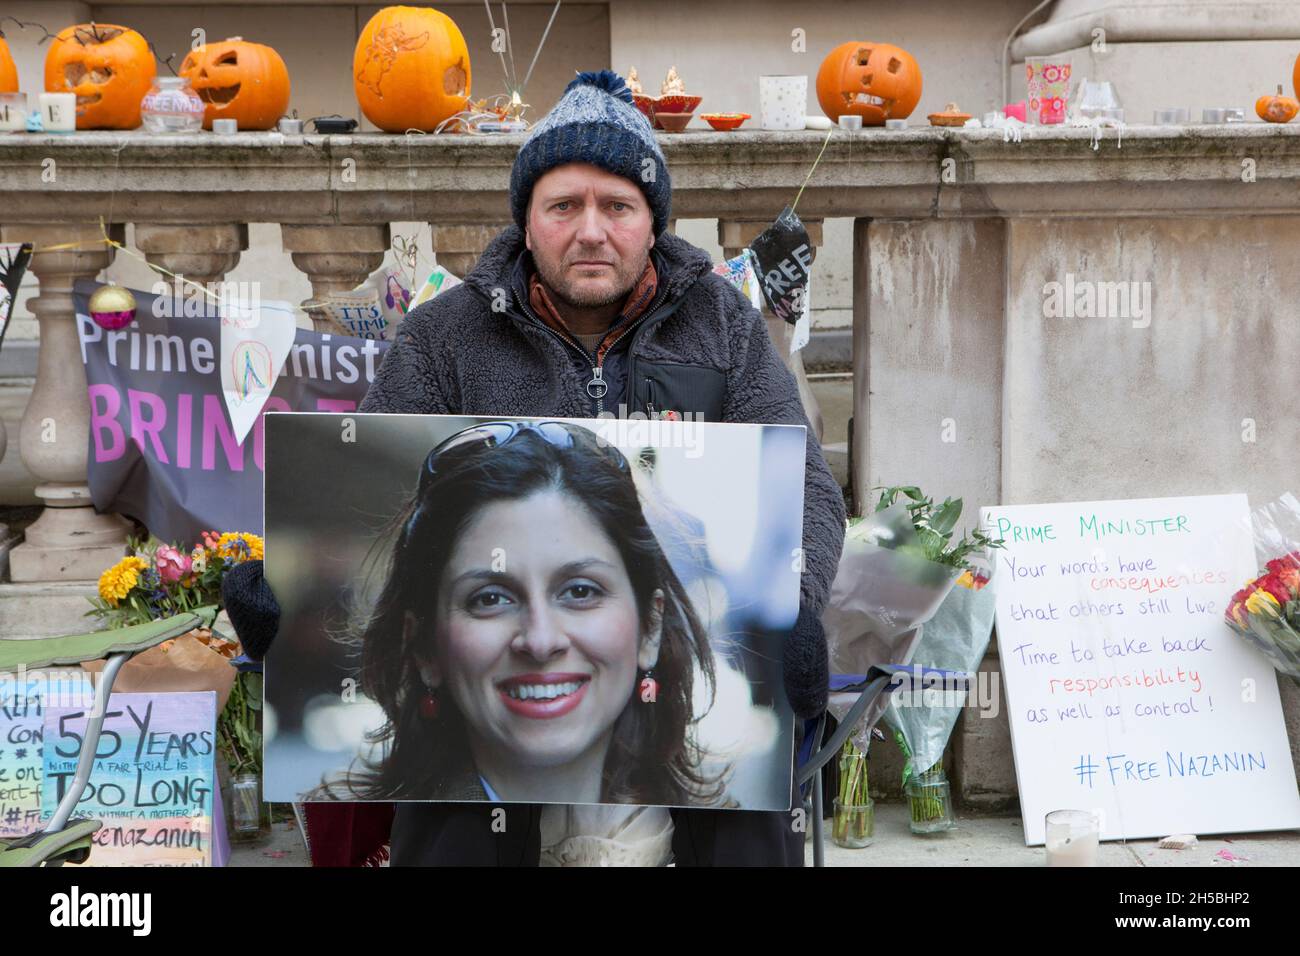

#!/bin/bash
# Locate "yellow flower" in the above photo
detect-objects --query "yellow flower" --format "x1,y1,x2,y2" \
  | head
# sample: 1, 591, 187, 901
1244, 588, 1282, 618
215, 532, 264, 563
98, 556, 149, 607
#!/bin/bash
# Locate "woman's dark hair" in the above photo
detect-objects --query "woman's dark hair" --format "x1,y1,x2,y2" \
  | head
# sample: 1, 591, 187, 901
332, 423, 723, 806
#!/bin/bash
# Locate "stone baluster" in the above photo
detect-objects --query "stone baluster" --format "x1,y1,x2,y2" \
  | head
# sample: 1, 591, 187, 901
281, 225, 391, 333
430, 223, 509, 279
718, 218, 824, 442
0, 223, 131, 582
134, 223, 249, 288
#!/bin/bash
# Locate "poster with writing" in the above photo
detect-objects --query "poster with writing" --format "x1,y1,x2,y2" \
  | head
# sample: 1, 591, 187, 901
982, 493, 1300, 845
0, 671, 94, 837
42, 692, 218, 866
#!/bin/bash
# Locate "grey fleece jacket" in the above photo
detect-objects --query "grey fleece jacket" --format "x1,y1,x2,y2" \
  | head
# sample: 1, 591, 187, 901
358, 224, 846, 616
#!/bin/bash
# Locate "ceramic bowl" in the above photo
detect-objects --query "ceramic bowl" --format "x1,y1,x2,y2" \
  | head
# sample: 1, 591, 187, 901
700, 112, 750, 131
655, 111, 694, 132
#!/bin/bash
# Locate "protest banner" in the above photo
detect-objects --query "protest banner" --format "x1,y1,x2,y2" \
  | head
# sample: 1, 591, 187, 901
75, 280, 389, 544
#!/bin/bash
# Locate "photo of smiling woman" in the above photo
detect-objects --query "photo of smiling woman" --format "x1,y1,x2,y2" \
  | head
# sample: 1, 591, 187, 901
331, 420, 726, 806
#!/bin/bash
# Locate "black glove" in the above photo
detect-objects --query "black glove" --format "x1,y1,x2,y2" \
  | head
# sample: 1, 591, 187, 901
783, 604, 829, 720
221, 559, 280, 661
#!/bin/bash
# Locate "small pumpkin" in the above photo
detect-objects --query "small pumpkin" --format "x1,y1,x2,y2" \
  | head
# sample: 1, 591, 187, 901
1256, 84, 1298, 124
928, 102, 971, 127
0, 32, 19, 93
43, 22, 156, 129
180, 37, 290, 130
353, 5, 471, 133
816, 40, 922, 126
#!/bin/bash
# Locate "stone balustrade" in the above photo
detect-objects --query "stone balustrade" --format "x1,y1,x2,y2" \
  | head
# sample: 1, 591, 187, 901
4, 124, 1299, 803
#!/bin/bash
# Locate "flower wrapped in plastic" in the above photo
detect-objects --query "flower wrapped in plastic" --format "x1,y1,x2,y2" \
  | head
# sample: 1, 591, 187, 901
1224, 492, 1300, 679
821, 487, 1003, 745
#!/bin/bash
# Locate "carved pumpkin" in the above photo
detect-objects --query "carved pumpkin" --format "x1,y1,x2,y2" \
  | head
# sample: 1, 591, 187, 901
816, 41, 922, 126
43, 23, 156, 129
0, 33, 19, 93
1256, 84, 1298, 124
180, 38, 290, 130
353, 5, 471, 132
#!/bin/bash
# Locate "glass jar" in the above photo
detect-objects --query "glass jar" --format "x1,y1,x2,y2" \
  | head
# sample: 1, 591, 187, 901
141, 76, 205, 133
907, 765, 956, 834
227, 773, 264, 841
831, 797, 875, 848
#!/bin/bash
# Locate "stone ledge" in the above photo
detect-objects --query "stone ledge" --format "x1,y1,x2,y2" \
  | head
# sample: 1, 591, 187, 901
0, 581, 101, 640
6, 126, 1300, 223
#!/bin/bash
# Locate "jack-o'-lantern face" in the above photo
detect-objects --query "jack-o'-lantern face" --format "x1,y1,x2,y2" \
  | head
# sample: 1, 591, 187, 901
816, 41, 923, 126
44, 23, 156, 129
179, 38, 291, 131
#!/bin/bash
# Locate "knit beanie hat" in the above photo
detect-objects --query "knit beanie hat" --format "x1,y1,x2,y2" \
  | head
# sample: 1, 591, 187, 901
510, 69, 672, 236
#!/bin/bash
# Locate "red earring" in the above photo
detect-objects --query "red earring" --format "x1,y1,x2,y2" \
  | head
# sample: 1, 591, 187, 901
638, 670, 658, 703
420, 689, 440, 719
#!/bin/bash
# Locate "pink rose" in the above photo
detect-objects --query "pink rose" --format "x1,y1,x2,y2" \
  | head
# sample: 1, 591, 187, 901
155, 545, 192, 585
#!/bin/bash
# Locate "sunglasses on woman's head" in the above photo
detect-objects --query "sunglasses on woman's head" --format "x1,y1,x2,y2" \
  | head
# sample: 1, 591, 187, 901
416, 420, 630, 494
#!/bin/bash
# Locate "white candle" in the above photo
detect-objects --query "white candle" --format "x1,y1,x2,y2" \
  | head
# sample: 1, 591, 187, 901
1044, 808, 1100, 866
0, 93, 28, 132
40, 93, 77, 133
1046, 831, 1099, 866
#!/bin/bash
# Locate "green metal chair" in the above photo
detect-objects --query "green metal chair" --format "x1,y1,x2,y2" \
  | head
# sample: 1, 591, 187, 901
0, 606, 217, 867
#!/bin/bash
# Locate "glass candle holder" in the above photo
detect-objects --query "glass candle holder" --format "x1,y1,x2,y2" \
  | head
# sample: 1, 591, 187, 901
1025, 56, 1071, 125
141, 76, 205, 133
0, 93, 28, 133
1045, 809, 1099, 866
759, 75, 807, 131
40, 93, 77, 133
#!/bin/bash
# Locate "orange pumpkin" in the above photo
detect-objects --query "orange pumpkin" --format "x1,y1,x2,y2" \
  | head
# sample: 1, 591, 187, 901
0, 33, 19, 93
353, 5, 470, 132
1256, 84, 1298, 124
44, 22, 156, 129
816, 41, 922, 126
180, 37, 290, 130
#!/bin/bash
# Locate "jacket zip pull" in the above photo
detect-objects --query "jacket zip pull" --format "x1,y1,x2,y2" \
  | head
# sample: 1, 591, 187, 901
586, 365, 608, 400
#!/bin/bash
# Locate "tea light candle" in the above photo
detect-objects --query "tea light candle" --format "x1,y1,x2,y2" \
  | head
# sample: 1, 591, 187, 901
1153, 107, 1188, 125
837, 114, 862, 131
885, 119, 908, 130
0, 93, 28, 132
212, 118, 238, 134
277, 118, 303, 134
40, 93, 77, 133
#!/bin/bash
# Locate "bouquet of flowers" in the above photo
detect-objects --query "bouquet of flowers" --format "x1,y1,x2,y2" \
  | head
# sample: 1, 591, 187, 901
1224, 493, 1300, 679
87, 531, 266, 781
89, 530, 263, 627
822, 486, 1003, 751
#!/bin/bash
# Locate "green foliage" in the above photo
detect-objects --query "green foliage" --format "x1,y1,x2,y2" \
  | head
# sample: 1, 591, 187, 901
872, 485, 1006, 570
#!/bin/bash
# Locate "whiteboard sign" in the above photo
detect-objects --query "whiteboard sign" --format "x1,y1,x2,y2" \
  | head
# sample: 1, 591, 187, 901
982, 493, 1300, 845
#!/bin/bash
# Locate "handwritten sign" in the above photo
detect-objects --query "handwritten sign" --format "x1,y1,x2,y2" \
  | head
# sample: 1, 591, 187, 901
42, 692, 218, 866
0, 670, 94, 837
982, 494, 1300, 844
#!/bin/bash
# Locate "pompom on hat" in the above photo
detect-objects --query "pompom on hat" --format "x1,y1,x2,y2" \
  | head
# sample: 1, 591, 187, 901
510, 69, 672, 236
